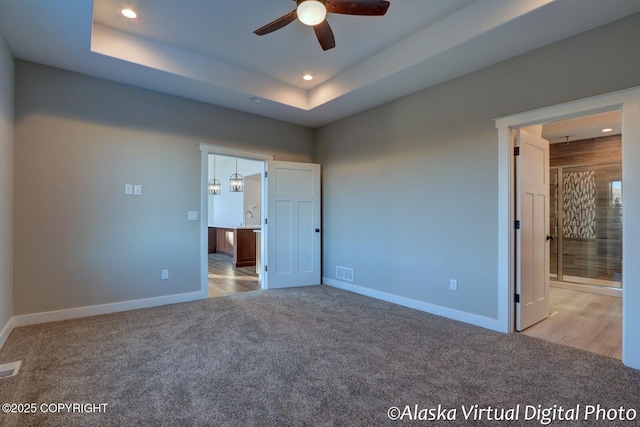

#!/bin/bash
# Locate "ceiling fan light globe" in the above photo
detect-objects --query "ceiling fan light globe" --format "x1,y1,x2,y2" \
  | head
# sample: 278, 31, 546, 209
297, 0, 327, 26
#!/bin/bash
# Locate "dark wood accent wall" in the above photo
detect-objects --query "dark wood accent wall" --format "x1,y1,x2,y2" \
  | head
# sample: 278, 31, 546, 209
550, 134, 621, 167
549, 134, 622, 284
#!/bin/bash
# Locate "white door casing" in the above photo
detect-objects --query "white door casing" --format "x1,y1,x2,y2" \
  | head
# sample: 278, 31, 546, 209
515, 129, 550, 331
496, 87, 640, 369
266, 161, 321, 288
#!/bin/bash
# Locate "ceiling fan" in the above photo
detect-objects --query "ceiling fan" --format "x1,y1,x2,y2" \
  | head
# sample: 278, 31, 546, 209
253, 0, 391, 51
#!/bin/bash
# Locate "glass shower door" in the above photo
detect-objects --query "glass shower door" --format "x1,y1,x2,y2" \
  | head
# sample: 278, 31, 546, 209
559, 163, 622, 288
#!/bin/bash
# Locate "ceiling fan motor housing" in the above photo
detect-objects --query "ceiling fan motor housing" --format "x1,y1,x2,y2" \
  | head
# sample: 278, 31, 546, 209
254, 0, 390, 51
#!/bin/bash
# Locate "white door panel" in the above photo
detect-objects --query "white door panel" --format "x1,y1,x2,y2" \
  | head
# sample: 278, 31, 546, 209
267, 161, 321, 288
516, 129, 550, 331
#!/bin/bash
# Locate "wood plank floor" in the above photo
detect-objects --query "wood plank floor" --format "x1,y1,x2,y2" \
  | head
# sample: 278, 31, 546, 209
208, 254, 260, 298
521, 287, 622, 359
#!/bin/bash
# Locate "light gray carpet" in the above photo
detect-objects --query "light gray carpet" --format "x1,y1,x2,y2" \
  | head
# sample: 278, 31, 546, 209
0, 286, 638, 426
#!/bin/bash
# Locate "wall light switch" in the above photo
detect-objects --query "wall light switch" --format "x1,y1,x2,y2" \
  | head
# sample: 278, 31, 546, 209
450, 279, 458, 291
133, 185, 142, 196
125, 184, 133, 195
161, 269, 169, 280
188, 211, 198, 221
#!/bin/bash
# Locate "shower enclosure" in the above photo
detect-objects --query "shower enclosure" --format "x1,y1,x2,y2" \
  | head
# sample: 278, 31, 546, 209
549, 162, 622, 288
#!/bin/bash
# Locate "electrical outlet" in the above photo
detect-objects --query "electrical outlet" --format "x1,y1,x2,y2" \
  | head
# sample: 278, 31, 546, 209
449, 279, 458, 291
134, 185, 142, 196
161, 269, 169, 280
188, 211, 198, 221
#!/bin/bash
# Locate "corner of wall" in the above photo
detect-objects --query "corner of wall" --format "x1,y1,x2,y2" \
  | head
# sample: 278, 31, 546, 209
0, 26, 15, 350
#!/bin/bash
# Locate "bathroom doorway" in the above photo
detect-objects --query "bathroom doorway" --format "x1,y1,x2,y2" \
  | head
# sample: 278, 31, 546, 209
545, 110, 622, 292
496, 87, 640, 369
519, 111, 623, 359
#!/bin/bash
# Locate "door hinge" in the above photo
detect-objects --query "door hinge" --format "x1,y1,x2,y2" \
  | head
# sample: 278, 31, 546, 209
514, 293, 520, 303
264, 218, 268, 225
514, 220, 521, 229
264, 265, 268, 272
514, 147, 520, 156
264, 171, 268, 178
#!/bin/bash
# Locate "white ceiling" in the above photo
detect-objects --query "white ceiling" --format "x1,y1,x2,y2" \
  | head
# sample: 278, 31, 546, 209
541, 110, 622, 144
1, 0, 639, 128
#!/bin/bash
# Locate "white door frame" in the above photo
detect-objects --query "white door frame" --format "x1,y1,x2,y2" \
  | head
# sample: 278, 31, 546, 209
495, 86, 640, 370
199, 144, 274, 296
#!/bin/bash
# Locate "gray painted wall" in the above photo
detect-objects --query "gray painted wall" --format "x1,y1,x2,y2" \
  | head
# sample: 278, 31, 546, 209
0, 30, 14, 332
13, 61, 313, 315
315, 15, 640, 319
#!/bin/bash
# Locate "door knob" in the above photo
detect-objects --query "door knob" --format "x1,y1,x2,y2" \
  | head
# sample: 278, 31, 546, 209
546, 235, 554, 241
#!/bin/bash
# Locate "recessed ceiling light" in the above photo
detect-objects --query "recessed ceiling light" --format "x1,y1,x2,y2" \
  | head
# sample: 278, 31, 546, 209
121, 8, 138, 19
303, 74, 313, 81
601, 128, 613, 133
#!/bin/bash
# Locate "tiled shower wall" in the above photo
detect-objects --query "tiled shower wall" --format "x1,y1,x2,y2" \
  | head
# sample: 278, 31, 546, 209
549, 134, 622, 286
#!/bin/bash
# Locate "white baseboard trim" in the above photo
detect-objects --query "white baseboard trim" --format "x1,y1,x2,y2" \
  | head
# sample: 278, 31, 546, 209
323, 278, 501, 332
12, 291, 206, 328
0, 317, 15, 350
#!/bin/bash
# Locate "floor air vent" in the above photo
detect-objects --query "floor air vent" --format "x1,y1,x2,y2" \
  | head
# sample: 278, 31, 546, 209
336, 266, 354, 282
0, 361, 21, 379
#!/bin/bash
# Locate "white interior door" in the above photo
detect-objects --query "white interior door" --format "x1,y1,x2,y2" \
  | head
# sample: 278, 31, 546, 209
266, 161, 321, 288
516, 129, 550, 331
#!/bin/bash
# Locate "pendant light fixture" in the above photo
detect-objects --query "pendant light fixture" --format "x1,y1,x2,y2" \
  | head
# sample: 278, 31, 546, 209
229, 158, 244, 192
208, 156, 221, 195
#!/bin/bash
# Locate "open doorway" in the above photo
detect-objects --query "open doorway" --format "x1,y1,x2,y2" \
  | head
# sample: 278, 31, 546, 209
496, 87, 640, 370
206, 154, 263, 298
199, 144, 322, 297
518, 111, 623, 359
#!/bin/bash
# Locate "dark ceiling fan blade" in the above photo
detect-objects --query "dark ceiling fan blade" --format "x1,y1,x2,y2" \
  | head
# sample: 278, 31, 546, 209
325, 0, 390, 16
254, 10, 298, 35
313, 20, 336, 51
